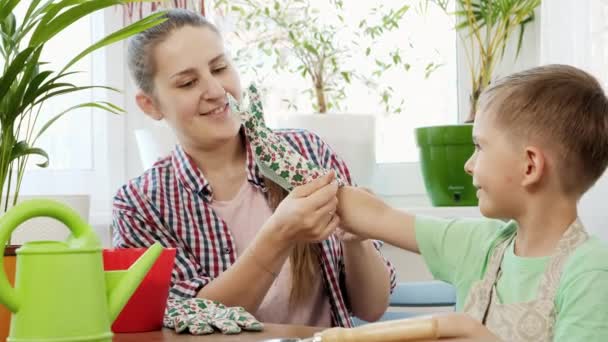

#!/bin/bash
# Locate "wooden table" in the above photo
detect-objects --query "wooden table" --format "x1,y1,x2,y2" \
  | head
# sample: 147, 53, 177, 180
113, 324, 488, 341
113, 323, 320, 341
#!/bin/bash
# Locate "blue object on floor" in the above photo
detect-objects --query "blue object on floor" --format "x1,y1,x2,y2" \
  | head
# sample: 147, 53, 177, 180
352, 281, 456, 326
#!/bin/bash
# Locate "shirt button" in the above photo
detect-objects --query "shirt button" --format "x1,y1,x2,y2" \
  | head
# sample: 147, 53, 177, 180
222, 247, 231, 255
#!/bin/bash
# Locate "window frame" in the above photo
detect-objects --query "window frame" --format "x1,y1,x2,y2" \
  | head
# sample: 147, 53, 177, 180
18, 10, 128, 226
373, 9, 541, 202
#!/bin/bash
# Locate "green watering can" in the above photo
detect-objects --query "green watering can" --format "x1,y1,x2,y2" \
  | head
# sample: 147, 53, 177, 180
0, 199, 162, 341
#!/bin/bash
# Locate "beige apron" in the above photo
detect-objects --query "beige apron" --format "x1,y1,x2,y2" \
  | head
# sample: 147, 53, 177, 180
463, 220, 588, 341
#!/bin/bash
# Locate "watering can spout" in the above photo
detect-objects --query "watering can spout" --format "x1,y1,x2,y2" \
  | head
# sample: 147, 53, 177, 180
105, 243, 162, 322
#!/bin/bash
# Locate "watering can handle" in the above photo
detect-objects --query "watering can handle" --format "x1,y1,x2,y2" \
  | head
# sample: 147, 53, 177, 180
0, 199, 94, 313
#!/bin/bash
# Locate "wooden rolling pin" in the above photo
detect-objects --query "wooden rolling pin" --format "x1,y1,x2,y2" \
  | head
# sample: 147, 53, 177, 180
315, 317, 439, 342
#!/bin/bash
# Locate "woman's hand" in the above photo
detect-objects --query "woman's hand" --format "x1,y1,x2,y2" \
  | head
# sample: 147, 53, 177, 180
263, 172, 340, 245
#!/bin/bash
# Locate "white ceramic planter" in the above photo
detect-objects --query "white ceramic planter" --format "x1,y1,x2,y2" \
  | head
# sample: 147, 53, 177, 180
135, 122, 178, 170
0, 194, 90, 244
276, 113, 376, 187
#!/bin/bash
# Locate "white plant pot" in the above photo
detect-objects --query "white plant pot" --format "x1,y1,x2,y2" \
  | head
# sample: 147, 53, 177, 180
134, 122, 178, 170
0, 194, 90, 244
276, 113, 376, 187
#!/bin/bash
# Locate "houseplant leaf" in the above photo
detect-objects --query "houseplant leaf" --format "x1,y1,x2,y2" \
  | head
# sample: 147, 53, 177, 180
0, 0, 166, 224
0, 47, 36, 101
10, 141, 49, 168
62, 10, 167, 73
7, 47, 43, 113
29, 0, 123, 47
30, 85, 120, 109
0, 0, 20, 25
34, 101, 125, 141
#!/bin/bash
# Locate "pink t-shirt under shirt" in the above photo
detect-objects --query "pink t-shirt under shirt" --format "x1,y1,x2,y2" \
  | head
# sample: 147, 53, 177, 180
210, 181, 333, 327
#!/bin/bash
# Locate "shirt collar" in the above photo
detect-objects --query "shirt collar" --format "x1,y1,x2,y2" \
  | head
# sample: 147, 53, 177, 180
171, 128, 267, 201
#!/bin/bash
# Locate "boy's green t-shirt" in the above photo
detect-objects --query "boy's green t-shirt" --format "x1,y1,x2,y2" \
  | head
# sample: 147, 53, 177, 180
415, 216, 608, 341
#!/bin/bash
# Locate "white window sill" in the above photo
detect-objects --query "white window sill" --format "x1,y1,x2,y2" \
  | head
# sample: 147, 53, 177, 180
399, 206, 482, 219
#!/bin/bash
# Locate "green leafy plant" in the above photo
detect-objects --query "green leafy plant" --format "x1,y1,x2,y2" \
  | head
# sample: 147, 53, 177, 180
214, 0, 420, 114
0, 0, 166, 213
429, 0, 541, 121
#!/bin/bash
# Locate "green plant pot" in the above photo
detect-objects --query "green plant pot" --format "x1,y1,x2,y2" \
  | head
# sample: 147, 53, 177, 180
415, 125, 478, 206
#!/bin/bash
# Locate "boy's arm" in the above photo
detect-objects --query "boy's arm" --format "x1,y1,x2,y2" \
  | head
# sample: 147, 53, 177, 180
337, 186, 419, 253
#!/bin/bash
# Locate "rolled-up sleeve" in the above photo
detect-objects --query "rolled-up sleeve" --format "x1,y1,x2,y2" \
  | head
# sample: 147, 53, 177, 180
112, 184, 212, 299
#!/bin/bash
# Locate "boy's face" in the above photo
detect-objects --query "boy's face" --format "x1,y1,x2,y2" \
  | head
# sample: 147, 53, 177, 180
464, 109, 526, 218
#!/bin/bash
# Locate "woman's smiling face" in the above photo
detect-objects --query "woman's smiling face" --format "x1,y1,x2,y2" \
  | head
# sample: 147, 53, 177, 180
141, 25, 243, 150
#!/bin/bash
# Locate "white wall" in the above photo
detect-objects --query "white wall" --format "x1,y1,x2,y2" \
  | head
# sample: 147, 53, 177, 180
580, 174, 608, 241
124, 72, 157, 180
540, 0, 608, 241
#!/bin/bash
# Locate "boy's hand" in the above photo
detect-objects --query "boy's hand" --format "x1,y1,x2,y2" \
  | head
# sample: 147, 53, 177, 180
336, 186, 419, 253
335, 186, 374, 242
336, 186, 386, 239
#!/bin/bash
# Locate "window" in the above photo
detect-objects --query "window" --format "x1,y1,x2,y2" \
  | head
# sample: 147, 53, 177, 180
372, 2, 457, 163
13, 3, 95, 170
12, 7, 125, 225
212, 0, 457, 164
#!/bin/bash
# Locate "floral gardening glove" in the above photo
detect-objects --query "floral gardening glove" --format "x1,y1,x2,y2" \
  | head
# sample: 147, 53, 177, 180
164, 298, 263, 335
227, 84, 345, 192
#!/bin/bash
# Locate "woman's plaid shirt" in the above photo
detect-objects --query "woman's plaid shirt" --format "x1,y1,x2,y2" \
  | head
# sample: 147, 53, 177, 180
112, 128, 396, 327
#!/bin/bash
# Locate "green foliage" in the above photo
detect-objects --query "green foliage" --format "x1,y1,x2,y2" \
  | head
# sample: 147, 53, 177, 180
428, 0, 541, 121
0, 0, 166, 212
214, 0, 421, 114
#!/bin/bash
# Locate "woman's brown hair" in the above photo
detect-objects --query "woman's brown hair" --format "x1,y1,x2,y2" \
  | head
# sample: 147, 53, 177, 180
265, 177, 319, 306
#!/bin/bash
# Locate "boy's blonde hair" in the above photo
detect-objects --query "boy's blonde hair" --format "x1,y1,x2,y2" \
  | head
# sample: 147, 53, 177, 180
479, 64, 608, 195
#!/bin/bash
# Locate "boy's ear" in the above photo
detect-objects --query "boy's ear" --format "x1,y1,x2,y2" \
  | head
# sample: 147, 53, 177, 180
521, 146, 545, 188
135, 91, 163, 121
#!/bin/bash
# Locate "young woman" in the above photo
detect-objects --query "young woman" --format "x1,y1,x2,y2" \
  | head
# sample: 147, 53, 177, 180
112, 9, 395, 328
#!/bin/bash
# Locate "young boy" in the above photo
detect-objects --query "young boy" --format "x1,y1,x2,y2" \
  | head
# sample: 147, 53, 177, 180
337, 64, 608, 341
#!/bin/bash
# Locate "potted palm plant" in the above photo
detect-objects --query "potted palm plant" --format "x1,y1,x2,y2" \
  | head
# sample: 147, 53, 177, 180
213, 0, 417, 186
416, 0, 540, 206
0, 1, 166, 339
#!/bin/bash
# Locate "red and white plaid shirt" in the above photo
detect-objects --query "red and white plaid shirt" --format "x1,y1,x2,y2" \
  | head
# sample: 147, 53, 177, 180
112, 128, 396, 327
